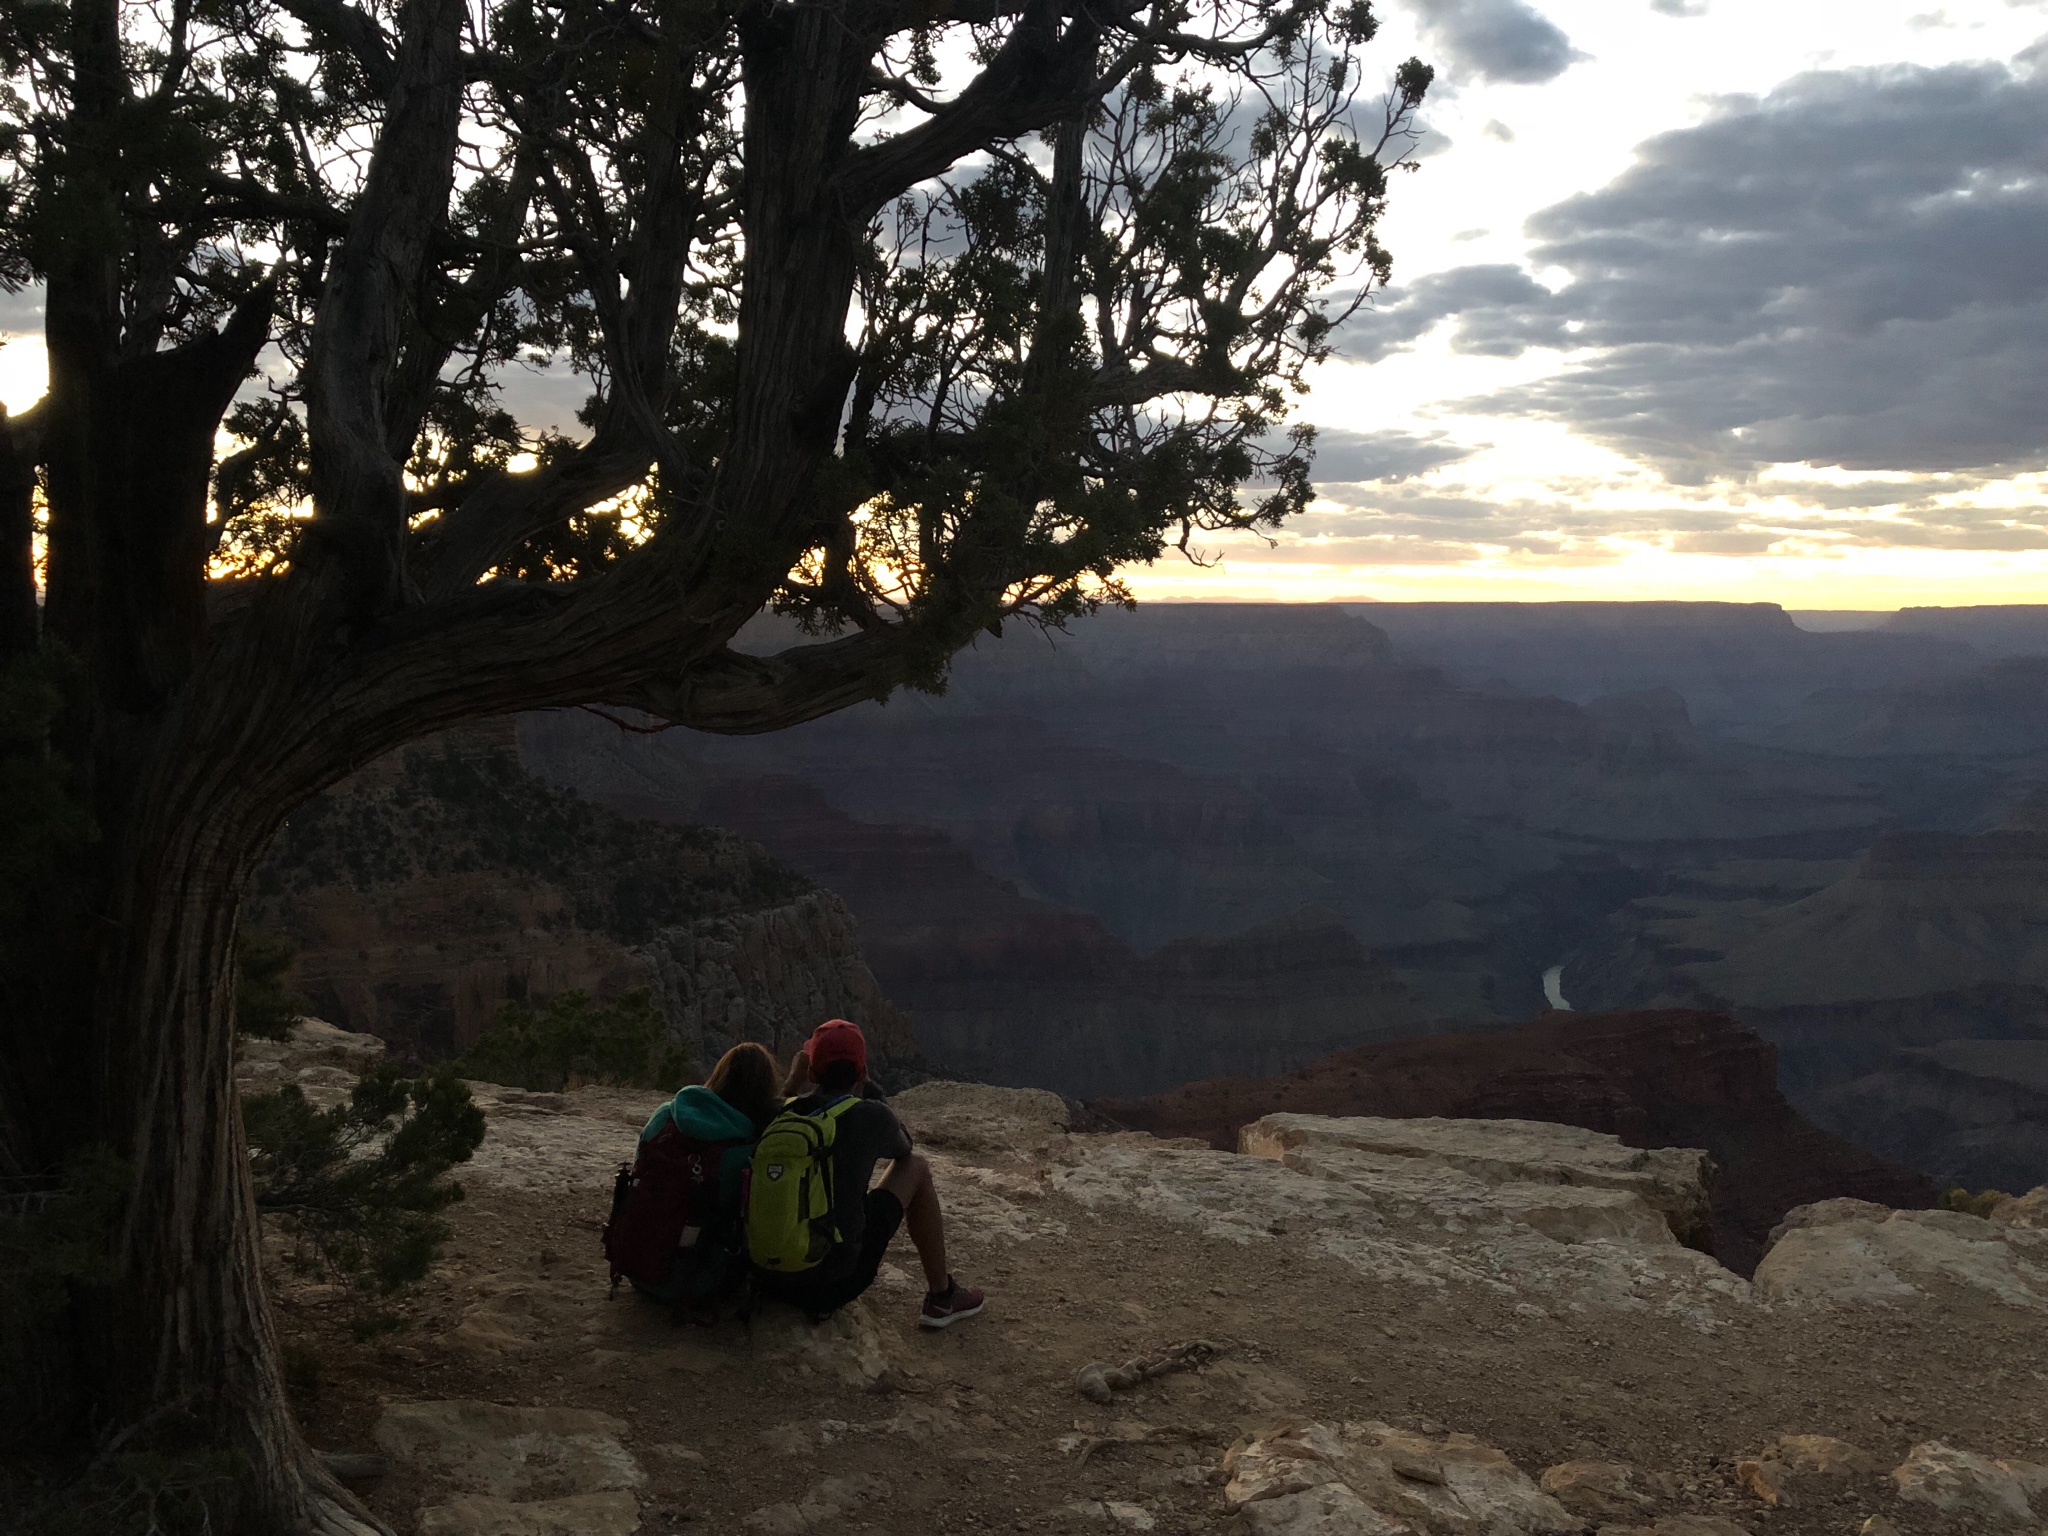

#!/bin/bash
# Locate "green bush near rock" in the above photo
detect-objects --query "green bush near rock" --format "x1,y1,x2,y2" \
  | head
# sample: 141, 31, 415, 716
234, 931, 305, 1040
1940, 1186, 2011, 1218
243, 1065, 486, 1303
455, 987, 694, 1093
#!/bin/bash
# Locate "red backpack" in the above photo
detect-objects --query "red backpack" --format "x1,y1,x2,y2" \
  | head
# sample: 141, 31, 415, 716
602, 1125, 750, 1306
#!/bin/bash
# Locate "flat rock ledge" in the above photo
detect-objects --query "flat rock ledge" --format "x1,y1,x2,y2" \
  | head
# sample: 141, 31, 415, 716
1241, 1115, 1715, 1252
1754, 1199, 2048, 1309
1225, 1421, 1579, 1536
374, 1399, 645, 1536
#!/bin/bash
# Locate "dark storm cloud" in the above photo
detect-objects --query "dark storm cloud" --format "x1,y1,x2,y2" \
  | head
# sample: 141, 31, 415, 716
1337, 57, 2048, 480
0, 282, 43, 333
1404, 0, 1583, 85
1310, 426, 1476, 482
1341, 264, 1565, 361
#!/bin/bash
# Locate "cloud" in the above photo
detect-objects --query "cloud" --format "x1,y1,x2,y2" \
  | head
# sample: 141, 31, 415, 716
1403, 0, 1583, 85
0, 283, 43, 334
1669, 529, 1781, 554
1650, 0, 1709, 15
495, 360, 597, 436
1309, 427, 1476, 482
1341, 264, 1566, 361
1339, 57, 2048, 480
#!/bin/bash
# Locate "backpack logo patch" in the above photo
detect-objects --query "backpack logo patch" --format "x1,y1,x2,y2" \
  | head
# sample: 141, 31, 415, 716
766, 1165, 784, 1181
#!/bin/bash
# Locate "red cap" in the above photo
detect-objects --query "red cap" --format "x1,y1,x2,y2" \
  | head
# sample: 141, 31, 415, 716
805, 1019, 868, 1080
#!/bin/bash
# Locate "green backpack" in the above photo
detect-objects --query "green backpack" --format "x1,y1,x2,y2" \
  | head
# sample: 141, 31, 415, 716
745, 1096, 859, 1273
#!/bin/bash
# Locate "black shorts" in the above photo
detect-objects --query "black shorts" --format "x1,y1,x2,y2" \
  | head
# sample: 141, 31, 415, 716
757, 1189, 904, 1318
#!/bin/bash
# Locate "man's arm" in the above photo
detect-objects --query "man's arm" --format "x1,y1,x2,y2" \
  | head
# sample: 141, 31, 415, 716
877, 1102, 914, 1161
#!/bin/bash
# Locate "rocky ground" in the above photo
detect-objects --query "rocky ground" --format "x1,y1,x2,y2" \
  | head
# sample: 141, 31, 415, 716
249, 1026, 2048, 1536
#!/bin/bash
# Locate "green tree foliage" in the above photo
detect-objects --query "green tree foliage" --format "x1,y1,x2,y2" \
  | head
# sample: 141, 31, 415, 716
0, 0, 1432, 1517
235, 932, 304, 1041
253, 741, 809, 944
243, 1068, 486, 1299
456, 989, 694, 1093
1941, 1185, 2011, 1219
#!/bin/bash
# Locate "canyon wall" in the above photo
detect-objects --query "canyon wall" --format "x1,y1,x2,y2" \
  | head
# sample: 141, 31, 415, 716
527, 600, 1992, 1031
517, 716, 1431, 1097
247, 722, 917, 1077
1563, 793, 2048, 1188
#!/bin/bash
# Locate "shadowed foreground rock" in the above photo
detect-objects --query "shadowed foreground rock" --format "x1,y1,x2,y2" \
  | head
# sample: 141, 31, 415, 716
244, 1027, 2048, 1535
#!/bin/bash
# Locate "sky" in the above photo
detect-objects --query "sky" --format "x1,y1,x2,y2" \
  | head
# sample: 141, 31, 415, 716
1145, 0, 2048, 606
2, 0, 2043, 609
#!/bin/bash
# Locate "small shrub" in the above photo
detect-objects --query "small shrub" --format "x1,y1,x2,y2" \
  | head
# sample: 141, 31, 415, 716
455, 988, 693, 1092
244, 1066, 486, 1302
1941, 1185, 2010, 1218
235, 930, 305, 1040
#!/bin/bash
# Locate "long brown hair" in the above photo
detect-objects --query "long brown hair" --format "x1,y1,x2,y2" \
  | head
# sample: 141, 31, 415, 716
704, 1041, 782, 1129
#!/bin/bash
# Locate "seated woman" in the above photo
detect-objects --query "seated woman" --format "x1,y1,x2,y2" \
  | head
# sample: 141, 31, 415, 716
623, 1041, 782, 1307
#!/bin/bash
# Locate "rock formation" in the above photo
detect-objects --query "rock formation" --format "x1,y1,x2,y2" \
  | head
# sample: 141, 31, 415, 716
1753, 1198, 2048, 1310
517, 598, 1914, 1036
246, 721, 915, 1074
519, 717, 1433, 1096
1094, 1009, 1934, 1274
1565, 793, 2048, 1190
1223, 1420, 1578, 1536
1361, 600, 1977, 731
1241, 1113, 1714, 1251
1739, 656, 2048, 758
247, 1021, 2048, 1536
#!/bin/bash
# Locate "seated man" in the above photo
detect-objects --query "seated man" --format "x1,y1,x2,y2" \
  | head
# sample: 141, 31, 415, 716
757, 1019, 985, 1330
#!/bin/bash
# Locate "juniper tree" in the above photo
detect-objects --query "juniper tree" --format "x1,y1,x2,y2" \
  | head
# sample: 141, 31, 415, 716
0, 0, 1428, 1525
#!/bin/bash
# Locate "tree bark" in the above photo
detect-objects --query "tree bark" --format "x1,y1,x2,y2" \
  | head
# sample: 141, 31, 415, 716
0, 405, 37, 660
21, 622, 390, 1531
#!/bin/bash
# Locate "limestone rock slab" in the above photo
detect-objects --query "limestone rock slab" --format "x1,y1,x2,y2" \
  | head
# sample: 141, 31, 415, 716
1053, 1135, 1745, 1323
1753, 1205, 2048, 1309
417, 1491, 640, 1536
1891, 1441, 2048, 1526
1540, 1461, 1656, 1522
1243, 1482, 1415, 1536
235, 1018, 386, 1107
1734, 1434, 1875, 1507
893, 1080, 1070, 1158
374, 1400, 645, 1500
744, 1472, 890, 1534
1241, 1114, 1713, 1248
1990, 1186, 2048, 1229
1226, 1422, 1577, 1536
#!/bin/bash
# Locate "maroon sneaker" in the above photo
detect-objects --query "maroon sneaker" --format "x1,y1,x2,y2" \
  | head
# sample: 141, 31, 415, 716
919, 1277, 985, 1329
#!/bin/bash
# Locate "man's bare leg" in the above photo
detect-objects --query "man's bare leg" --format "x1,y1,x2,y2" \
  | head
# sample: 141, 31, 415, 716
878, 1152, 948, 1292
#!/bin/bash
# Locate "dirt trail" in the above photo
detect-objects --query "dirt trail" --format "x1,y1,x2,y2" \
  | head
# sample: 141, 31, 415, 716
258, 1043, 2048, 1536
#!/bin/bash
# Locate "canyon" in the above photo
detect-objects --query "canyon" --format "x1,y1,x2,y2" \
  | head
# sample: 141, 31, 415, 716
260, 601, 2048, 1192
245, 721, 918, 1079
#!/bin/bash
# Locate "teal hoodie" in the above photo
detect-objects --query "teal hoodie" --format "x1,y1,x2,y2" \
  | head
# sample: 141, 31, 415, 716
640, 1084, 759, 1207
